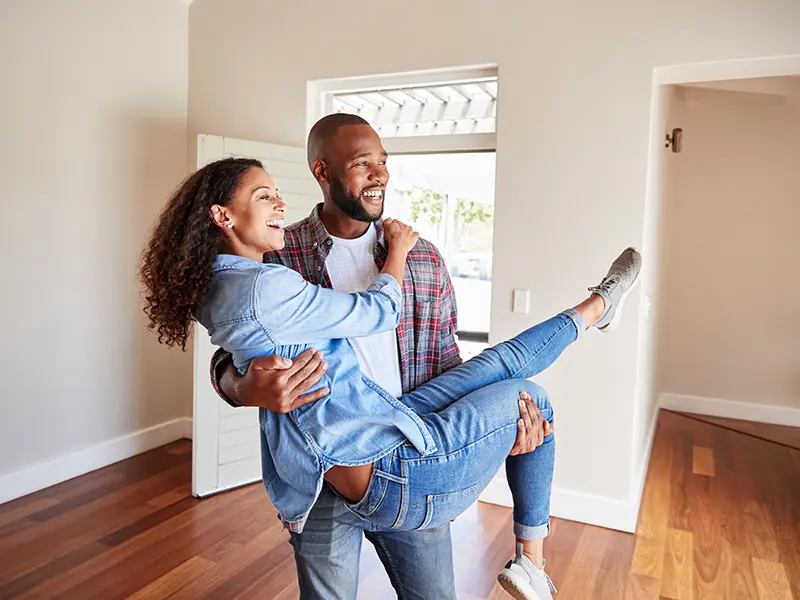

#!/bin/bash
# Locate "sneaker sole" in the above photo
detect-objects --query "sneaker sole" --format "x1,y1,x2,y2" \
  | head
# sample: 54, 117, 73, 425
598, 253, 642, 334
497, 569, 546, 600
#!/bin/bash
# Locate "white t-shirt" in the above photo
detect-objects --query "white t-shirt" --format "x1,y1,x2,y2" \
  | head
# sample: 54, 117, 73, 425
326, 226, 403, 399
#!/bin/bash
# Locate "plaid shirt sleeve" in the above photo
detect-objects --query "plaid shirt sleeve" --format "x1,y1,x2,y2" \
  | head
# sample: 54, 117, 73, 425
436, 250, 463, 370
209, 347, 241, 408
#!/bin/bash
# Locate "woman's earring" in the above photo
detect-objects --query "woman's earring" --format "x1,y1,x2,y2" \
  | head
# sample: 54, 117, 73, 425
226, 223, 233, 229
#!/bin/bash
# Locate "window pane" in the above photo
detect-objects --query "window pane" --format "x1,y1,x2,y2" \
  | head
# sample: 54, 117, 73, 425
384, 152, 495, 357
331, 78, 497, 138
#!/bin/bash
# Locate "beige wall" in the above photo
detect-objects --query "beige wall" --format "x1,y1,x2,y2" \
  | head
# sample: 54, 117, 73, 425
189, 0, 800, 519
657, 85, 800, 408
0, 0, 190, 478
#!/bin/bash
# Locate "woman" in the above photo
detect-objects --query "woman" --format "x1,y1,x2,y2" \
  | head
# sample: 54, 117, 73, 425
140, 157, 641, 600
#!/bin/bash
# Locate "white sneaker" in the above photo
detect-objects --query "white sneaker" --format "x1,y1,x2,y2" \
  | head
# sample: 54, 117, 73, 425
497, 543, 557, 600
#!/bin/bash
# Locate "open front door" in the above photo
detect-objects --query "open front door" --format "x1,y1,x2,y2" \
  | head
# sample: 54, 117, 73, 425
192, 134, 320, 497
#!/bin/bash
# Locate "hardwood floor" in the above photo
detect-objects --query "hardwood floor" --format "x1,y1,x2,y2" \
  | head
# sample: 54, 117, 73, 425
679, 413, 800, 451
1, 410, 798, 599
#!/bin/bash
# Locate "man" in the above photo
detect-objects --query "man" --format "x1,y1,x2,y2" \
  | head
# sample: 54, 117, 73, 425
210, 114, 552, 599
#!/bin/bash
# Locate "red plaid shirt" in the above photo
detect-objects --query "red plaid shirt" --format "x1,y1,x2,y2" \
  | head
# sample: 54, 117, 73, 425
210, 204, 462, 403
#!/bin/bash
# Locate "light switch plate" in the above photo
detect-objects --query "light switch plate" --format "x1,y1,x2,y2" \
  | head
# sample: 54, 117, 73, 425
513, 289, 530, 314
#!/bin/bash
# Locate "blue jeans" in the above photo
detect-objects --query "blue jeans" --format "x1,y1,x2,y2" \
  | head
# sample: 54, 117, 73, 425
289, 485, 457, 599
348, 310, 583, 540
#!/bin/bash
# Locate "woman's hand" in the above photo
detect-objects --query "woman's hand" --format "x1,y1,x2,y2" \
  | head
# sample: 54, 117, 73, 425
509, 391, 554, 456
383, 218, 419, 255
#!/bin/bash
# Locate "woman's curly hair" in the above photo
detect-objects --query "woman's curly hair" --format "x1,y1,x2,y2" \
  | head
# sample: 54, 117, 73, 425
140, 157, 264, 349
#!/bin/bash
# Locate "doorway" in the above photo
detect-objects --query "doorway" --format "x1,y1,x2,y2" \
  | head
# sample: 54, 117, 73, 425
637, 57, 800, 470
654, 76, 800, 423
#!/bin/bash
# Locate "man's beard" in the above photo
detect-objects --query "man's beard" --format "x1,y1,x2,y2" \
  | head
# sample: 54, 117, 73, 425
329, 174, 382, 223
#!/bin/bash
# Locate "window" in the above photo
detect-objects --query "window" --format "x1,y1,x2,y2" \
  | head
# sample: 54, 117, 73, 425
330, 79, 497, 138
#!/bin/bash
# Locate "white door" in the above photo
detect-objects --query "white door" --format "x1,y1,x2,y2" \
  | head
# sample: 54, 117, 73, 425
192, 134, 321, 497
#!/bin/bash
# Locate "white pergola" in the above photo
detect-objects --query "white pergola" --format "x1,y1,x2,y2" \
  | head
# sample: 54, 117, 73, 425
331, 78, 497, 138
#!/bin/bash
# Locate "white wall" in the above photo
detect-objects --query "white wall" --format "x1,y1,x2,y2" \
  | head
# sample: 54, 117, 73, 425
0, 0, 190, 495
657, 85, 800, 409
188, 0, 800, 529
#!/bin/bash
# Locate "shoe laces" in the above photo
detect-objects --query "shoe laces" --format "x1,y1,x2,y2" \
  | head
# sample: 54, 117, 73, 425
539, 559, 558, 594
591, 275, 620, 297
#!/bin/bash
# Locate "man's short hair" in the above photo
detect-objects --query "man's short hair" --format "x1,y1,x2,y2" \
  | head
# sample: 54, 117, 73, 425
307, 113, 370, 169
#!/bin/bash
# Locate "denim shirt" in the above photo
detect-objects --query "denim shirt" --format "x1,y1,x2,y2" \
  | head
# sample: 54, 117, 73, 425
196, 254, 438, 532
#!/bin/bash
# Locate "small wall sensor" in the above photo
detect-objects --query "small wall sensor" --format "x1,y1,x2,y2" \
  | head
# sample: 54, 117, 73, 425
665, 128, 683, 153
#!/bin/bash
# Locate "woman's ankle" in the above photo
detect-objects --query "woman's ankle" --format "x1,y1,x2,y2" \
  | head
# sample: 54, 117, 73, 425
517, 538, 544, 569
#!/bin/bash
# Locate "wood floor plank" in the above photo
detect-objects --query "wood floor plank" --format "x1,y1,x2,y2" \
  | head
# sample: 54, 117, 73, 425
684, 413, 800, 450
554, 525, 613, 598
195, 540, 295, 600
147, 482, 193, 510
99, 495, 202, 547
167, 442, 194, 456
691, 446, 715, 477
0, 542, 108, 599
752, 558, 793, 600
792, 448, 800, 477
631, 536, 667, 582
632, 416, 674, 580
125, 555, 216, 600
538, 517, 585, 587
638, 418, 675, 540
691, 537, 732, 600
710, 421, 776, 561
668, 429, 694, 532
593, 529, 636, 600
169, 517, 288, 599
198, 513, 271, 564
452, 502, 514, 598
0, 498, 59, 527
625, 573, 661, 600
660, 528, 693, 600
757, 441, 800, 599
727, 545, 760, 600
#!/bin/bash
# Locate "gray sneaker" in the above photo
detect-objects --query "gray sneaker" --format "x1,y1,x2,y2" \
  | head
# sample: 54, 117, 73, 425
588, 247, 642, 332
497, 543, 557, 600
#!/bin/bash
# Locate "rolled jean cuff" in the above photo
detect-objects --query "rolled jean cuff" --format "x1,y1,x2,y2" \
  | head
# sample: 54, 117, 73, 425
514, 519, 550, 541
561, 308, 586, 340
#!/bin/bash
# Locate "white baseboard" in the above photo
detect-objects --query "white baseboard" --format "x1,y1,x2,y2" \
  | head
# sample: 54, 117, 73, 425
628, 409, 660, 525
0, 417, 194, 505
179, 416, 193, 440
659, 393, 800, 428
479, 476, 638, 533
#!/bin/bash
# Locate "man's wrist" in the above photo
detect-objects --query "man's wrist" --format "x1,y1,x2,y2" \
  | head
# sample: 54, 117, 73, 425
212, 352, 244, 408
221, 369, 245, 407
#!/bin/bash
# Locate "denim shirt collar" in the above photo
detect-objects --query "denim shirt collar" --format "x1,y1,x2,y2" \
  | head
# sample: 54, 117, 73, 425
212, 254, 263, 273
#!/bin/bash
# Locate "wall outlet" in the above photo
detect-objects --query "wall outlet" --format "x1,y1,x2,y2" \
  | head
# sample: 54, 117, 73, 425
513, 289, 530, 314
